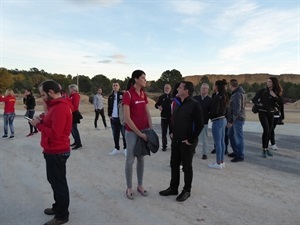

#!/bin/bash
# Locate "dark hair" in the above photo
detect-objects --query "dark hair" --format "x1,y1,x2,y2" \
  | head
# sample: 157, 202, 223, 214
215, 80, 228, 106
269, 77, 283, 96
181, 81, 194, 96
126, 69, 145, 90
229, 79, 238, 88
39, 80, 61, 94
172, 82, 180, 98
26, 89, 32, 94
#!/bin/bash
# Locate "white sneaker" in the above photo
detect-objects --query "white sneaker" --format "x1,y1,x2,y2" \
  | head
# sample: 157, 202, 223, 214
124, 149, 127, 156
270, 144, 278, 150
180, 165, 183, 171
109, 149, 121, 155
208, 162, 222, 170
221, 162, 226, 168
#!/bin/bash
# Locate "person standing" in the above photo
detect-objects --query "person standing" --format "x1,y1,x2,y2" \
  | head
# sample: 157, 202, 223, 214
208, 80, 228, 170
0, 89, 16, 139
159, 81, 204, 202
30, 80, 72, 225
227, 79, 246, 162
69, 84, 82, 150
108, 82, 127, 156
23, 89, 38, 136
269, 97, 284, 150
94, 88, 107, 129
123, 70, 152, 200
154, 84, 172, 151
194, 83, 213, 160
252, 77, 283, 158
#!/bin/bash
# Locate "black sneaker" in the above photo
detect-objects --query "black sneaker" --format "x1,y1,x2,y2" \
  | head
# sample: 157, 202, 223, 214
159, 187, 178, 196
176, 190, 191, 202
8, 135, 14, 139
43, 217, 68, 225
211, 149, 216, 154
228, 152, 236, 158
70, 143, 76, 147
2, 135, 8, 138
231, 157, 244, 162
162, 147, 167, 151
44, 208, 56, 215
72, 145, 82, 150
202, 154, 207, 160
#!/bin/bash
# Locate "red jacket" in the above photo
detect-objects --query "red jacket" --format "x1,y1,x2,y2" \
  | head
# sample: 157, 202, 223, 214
0, 95, 16, 113
36, 98, 73, 154
69, 92, 80, 112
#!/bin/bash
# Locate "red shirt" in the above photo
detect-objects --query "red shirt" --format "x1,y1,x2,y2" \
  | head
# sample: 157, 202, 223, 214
69, 92, 80, 112
123, 86, 149, 131
0, 95, 16, 113
36, 98, 73, 154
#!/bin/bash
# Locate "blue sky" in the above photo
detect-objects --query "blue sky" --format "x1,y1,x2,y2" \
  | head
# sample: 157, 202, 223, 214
1, 0, 299, 81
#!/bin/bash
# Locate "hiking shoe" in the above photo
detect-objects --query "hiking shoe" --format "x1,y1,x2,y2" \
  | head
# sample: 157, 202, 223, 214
262, 151, 267, 158
266, 150, 273, 157
109, 148, 121, 155
44, 208, 56, 215
2, 135, 8, 138
208, 162, 222, 170
159, 187, 178, 196
202, 154, 207, 160
270, 144, 278, 150
43, 217, 68, 225
176, 190, 191, 202
8, 135, 14, 139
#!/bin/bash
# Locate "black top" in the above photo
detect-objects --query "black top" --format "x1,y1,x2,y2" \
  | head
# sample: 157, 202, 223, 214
252, 88, 283, 113
210, 93, 227, 120
154, 93, 172, 119
23, 94, 36, 110
193, 95, 213, 125
107, 91, 124, 117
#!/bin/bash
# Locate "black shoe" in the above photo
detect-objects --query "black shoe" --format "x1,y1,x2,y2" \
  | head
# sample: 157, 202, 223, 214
211, 149, 216, 154
162, 147, 167, 151
44, 208, 56, 215
231, 157, 244, 162
176, 190, 191, 202
43, 217, 68, 225
202, 154, 207, 160
72, 145, 82, 150
70, 143, 76, 147
228, 152, 236, 158
159, 187, 178, 196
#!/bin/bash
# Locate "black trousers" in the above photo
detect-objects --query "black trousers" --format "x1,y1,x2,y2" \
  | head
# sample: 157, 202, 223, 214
110, 117, 126, 150
44, 153, 70, 220
161, 118, 172, 148
258, 111, 274, 148
94, 109, 107, 128
170, 139, 198, 192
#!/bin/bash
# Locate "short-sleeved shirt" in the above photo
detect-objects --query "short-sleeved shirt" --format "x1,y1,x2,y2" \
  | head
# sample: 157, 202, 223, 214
123, 86, 149, 131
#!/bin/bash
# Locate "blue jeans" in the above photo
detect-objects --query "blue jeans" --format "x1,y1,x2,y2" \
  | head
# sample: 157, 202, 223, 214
71, 123, 82, 146
229, 119, 245, 159
110, 117, 126, 150
212, 118, 226, 163
3, 113, 15, 136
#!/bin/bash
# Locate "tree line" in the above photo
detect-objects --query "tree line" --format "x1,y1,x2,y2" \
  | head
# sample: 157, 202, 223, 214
0, 67, 299, 102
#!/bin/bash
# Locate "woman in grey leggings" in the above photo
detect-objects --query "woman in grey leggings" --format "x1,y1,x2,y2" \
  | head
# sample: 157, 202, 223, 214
123, 70, 152, 200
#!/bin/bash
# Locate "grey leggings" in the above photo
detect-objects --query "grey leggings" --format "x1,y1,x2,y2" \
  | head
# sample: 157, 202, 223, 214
125, 131, 144, 189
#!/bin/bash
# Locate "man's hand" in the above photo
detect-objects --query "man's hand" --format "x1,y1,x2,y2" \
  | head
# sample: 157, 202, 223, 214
182, 140, 192, 145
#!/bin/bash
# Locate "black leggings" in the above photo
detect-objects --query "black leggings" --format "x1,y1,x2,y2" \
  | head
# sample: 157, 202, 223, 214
258, 111, 274, 149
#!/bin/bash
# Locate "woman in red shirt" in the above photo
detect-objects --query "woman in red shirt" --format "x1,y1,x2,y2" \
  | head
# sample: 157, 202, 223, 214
0, 89, 16, 139
123, 70, 152, 199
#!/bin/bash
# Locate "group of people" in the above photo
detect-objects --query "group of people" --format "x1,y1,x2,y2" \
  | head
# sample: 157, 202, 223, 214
0, 73, 285, 225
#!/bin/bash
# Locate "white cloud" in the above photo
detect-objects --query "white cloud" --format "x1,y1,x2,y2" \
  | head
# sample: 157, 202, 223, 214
170, 0, 206, 16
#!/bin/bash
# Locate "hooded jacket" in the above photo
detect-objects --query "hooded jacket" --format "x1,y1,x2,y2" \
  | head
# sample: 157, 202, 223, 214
36, 98, 73, 154
228, 86, 246, 123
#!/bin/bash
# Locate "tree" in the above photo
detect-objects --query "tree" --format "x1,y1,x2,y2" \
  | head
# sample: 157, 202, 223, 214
90, 74, 111, 95
156, 69, 183, 92
0, 68, 14, 93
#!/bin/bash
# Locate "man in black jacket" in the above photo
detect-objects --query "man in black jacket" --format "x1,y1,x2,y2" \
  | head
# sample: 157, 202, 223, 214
107, 82, 127, 156
159, 81, 204, 202
154, 84, 172, 151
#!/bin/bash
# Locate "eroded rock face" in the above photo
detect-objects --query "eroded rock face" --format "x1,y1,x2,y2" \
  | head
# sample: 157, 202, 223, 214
184, 74, 300, 85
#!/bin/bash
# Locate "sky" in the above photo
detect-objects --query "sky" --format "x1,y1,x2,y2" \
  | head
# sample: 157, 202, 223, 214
1, 0, 299, 81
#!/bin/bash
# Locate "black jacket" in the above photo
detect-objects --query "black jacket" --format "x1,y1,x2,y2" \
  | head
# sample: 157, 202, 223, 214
23, 94, 36, 110
252, 88, 283, 113
171, 96, 204, 144
193, 95, 213, 125
155, 93, 172, 119
107, 91, 124, 117
210, 93, 227, 121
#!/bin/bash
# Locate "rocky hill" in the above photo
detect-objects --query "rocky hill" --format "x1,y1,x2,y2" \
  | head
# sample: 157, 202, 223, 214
184, 73, 300, 85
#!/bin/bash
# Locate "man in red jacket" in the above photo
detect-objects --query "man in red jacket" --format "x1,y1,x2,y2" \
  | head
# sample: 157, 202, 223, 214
30, 80, 73, 225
